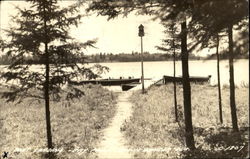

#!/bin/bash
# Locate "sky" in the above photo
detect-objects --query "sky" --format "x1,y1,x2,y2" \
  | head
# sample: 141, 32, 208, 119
0, 0, 166, 55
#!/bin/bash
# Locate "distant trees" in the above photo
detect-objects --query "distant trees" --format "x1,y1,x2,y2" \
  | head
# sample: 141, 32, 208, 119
87, 52, 176, 62
0, 51, 247, 65
0, 0, 107, 155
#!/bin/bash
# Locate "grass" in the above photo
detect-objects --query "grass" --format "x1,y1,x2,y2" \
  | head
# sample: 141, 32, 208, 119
122, 83, 249, 158
0, 84, 117, 159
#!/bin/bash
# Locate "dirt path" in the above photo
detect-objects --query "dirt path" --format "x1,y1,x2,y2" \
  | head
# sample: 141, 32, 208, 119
97, 91, 133, 159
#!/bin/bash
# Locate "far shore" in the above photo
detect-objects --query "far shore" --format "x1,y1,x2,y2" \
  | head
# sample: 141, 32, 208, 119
0, 57, 248, 66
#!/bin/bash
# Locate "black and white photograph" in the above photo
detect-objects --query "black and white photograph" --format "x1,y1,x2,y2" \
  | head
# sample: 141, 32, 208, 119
0, 0, 249, 158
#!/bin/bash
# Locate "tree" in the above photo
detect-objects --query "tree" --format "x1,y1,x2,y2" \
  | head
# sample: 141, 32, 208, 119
1, 0, 108, 154
87, 0, 197, 149
156, 21, 181, 122
228, 24, 239, 131
189, 0, 248, 131
180, 20, 195, 150
215, 33, 223, 124
190, 24, 226, 124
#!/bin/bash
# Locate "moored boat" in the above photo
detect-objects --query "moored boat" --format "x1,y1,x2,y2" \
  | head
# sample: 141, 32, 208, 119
163, 75, 211, 83
121, 82, 140, 91
69, 78, 140, 86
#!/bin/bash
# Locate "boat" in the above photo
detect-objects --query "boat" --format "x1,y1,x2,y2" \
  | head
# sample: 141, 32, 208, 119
121, 82, 140, 91
69, 78, 140, 86
163, 75, 211, 83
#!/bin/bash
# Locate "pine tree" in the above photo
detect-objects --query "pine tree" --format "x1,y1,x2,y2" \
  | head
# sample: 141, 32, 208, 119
1, 0, 108, 154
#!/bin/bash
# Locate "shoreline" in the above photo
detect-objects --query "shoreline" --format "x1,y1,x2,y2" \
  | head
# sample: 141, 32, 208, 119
0, 58, 248, 65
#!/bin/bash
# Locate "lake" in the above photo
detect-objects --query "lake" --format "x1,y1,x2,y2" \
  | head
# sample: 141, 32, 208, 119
0, 59, 248, 87
98, 59, 249, 87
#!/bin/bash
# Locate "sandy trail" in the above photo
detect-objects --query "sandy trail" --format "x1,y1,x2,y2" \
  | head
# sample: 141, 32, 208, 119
97, 91, 133, 159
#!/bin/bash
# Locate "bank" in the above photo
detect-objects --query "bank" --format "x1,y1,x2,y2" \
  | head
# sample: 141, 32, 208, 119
122, 84, 249, 158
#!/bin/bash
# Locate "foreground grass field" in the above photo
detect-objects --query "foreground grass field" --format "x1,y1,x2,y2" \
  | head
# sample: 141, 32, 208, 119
122, 84, 249, 158
0, 84, 117, 159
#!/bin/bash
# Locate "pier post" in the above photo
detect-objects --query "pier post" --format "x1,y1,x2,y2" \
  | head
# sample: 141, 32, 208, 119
139, 24, 145, 94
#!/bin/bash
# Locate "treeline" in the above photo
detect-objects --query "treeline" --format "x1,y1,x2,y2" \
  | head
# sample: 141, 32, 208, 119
0, 52, 177, 64
0, 51, 248, 65
87, 52, 211, 62
88, 52, 174, 62
0, 53, 85, 65
0, 52, 200, 64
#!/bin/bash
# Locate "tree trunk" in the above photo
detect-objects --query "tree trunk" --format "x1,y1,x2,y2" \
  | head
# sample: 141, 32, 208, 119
43, 2, 53, 149
228, 25, 239, 132
173, 39, 178, 122
216, 34, 223, 124
181, 21, 195, 150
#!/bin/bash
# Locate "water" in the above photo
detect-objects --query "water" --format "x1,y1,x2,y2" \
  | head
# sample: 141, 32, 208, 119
0, 59, 248, 87
98, 59, 249, 86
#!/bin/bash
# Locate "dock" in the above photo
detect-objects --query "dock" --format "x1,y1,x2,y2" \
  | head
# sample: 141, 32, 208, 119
130, 78, 162, 91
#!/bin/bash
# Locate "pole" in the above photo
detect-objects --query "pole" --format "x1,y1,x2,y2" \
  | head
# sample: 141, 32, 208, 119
140, 36, 145, 93
173, 38, 178, 122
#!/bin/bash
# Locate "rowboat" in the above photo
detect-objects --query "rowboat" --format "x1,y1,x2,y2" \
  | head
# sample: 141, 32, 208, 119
121, 82, 140, 91
69, 78, 140, 86
163, 75, 211, 83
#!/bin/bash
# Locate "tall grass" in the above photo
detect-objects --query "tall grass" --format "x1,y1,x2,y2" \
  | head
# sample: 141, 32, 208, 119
123, 84, 249, 158
0, 84, 117, 159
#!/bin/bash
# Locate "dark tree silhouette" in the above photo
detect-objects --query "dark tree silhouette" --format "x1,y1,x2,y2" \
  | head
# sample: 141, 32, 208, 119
181, 20, 195, 150
216, 34, 223, 124
0, 0, 108, 154
228, 25, 239, 131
